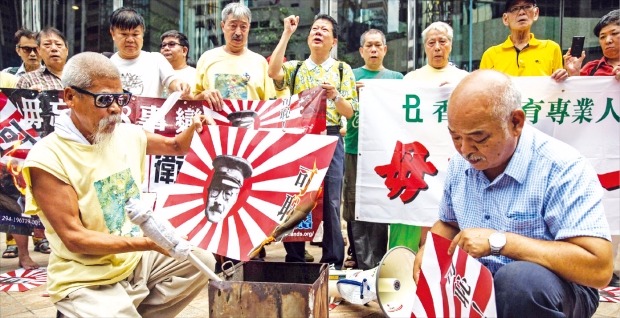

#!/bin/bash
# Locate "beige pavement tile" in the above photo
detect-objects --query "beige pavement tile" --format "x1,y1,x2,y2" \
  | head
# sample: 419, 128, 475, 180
2, 234, 619, 317
594, 302, 620, 318
30, 306, 58, 318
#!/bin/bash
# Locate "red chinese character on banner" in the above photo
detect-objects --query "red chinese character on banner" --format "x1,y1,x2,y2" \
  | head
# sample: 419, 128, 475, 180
374, 141, 438, 203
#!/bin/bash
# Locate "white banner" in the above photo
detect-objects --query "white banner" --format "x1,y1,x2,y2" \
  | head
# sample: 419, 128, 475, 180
357, 77, 620, 234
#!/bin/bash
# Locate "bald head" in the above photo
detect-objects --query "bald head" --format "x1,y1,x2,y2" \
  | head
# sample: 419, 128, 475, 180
62, 52, 121, 89
448, 70, 521, 126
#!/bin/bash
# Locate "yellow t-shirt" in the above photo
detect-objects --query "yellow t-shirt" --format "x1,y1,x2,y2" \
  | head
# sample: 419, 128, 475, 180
193, 46, 276, 100
22, 124, 146, 303
0, 72, 18, 88
480, 33, 563, 76
403, 64, 469, 85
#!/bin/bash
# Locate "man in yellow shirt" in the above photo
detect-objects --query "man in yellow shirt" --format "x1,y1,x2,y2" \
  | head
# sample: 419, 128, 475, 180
193, 2, 275, 110
23, 52, 216, 317
480, 0, 568, 81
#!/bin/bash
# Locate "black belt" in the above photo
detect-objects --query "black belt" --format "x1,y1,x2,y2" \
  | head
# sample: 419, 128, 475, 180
326, 126, 341, 135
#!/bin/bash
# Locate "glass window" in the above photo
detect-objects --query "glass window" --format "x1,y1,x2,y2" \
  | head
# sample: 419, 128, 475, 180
0, 0, 613, 74
338, 0, 409, 74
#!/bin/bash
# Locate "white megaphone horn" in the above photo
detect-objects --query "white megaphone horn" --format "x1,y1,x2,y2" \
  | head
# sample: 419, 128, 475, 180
328, 246, 416, 317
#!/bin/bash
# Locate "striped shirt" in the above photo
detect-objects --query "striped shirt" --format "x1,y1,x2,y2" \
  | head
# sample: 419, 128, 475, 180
439, 124, 610, 274
16, 67, 63, 90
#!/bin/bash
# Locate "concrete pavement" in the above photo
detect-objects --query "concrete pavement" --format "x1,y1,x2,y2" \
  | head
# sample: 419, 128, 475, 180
1, 235, 618, 317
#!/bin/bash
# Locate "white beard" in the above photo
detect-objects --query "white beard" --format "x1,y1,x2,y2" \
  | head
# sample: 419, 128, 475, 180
92, 115, 121, 154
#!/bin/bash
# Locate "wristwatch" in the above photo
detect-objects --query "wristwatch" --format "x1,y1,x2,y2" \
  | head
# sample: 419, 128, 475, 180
488, 232, 506, 256
330, 94, 341, 103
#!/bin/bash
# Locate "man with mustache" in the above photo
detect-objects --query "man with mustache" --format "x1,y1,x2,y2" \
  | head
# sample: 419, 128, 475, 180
412, 70, 612, 318
480, 0, 569, 82
204, 155, 252, 224
268, 14, 358, 269
193, 2, 275, 110
21, 52, 216, 317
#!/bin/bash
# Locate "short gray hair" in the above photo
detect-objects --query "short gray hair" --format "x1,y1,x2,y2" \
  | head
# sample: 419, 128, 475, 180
489, 75, 521, 128
360, 29, 386, 47
221, 2, 251, 24
62, 52, 120, 89
421, 21, 453, 42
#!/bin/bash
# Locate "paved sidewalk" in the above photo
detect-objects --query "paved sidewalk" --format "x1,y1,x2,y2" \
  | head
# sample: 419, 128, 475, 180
1, 235, 618, 317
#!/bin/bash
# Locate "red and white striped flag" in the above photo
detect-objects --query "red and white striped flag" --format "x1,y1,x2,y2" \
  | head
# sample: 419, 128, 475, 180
0, 91, 40, 157
412, 232, 496, 318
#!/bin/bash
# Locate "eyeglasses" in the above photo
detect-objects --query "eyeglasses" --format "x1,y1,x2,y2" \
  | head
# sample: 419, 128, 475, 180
160, 42, 181, 49
17, 46, 38, 54
208, 187, 237, 201
508, 4, 535, 14
70, 86, 132, 108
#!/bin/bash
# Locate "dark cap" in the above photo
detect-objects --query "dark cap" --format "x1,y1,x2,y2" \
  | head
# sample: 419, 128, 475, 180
227, 110, 258, 128
211, 155, 253, 188
505, 0, 536, 13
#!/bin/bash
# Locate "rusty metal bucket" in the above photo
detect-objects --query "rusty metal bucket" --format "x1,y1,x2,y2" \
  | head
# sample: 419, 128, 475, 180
208, 261, 329, 318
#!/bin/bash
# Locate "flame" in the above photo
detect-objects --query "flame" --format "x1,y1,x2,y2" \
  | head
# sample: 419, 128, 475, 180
5, 140, 27, 195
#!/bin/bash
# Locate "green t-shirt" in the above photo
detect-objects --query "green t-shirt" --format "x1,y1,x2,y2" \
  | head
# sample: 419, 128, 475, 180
346, 67, 403, 154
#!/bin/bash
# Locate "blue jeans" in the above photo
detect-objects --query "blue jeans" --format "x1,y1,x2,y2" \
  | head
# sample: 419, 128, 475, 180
494, 261, 598, 318
284, 128, 345, 268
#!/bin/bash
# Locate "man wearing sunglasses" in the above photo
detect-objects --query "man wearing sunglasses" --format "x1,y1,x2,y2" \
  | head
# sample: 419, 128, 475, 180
16, 27, 69, 91
2, 28, 42, 77
480, 0, 569, 82
2, 28, 44, 267
21, 52, 216, 317
109, 8, 190, 99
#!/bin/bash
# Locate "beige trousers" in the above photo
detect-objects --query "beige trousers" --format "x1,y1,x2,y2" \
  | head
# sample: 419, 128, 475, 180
56, 248, 215, 318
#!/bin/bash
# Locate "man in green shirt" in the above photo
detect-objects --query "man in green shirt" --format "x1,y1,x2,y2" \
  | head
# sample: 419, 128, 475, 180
345, 29, 404, 269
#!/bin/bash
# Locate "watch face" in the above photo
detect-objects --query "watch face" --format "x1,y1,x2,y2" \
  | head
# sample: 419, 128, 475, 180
490, 232, 506, 248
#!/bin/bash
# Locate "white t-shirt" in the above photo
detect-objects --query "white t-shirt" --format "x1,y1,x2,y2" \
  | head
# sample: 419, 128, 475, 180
174, 65, 196, 91
110, 51, 178, 98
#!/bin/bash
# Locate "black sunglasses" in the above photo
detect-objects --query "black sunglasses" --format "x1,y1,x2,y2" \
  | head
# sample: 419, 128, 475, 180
17, 46, 38, 54
71, 86, 132, 108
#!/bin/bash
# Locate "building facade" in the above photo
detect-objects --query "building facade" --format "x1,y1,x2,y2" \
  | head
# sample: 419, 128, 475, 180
1, 0, 617, 74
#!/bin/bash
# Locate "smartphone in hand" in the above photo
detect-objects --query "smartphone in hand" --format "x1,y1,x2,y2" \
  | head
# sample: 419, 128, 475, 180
570, 36, 585, 57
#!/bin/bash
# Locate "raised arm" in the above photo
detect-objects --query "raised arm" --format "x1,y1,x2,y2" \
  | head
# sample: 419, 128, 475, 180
268, 15, 299, 81
563, 48, 586, 77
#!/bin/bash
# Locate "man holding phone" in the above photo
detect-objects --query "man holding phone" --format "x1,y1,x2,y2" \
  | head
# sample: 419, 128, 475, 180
480, 0, 569, 82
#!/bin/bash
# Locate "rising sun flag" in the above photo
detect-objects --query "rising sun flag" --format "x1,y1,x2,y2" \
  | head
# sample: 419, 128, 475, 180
158, 125, 337, 261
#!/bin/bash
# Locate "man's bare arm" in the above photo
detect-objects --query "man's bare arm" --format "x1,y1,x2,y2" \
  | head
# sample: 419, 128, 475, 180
29, 167, 166, 255
450, 228, 613, 288
145, 114, 214, 156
